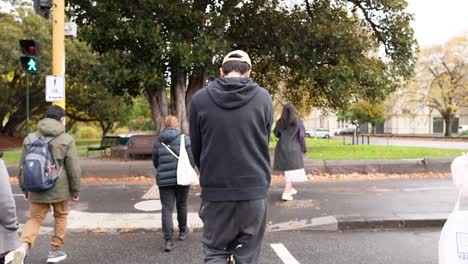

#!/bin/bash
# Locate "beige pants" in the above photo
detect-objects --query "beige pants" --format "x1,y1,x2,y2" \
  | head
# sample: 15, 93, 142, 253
20, 201, 69, 250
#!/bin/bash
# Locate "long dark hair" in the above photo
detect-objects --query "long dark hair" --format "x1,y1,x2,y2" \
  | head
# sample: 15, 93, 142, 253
277, 103, 299, 130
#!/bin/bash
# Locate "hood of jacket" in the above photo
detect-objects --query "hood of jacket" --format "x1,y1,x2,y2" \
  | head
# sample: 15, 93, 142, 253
159, 128, 182, 144
38, 118, 65, 137
207, 77, 260, 109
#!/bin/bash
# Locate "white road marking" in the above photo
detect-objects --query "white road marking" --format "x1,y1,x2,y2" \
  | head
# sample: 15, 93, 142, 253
13, 194, 25, 197
66, 210, 203, 230
142, 184, 160, 200
403, 187, 452, 192
270, 243, 301, 264
134, 200, 162, 211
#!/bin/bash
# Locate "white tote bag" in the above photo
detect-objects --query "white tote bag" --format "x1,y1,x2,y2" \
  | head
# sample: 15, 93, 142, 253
162, 134, 199, 186
439, 154, 468, 264
439, 192, 468, 264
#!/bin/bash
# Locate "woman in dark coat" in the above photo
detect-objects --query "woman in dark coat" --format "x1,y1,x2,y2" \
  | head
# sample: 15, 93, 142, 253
273, 104, 307, 201
152, 116, 196, 252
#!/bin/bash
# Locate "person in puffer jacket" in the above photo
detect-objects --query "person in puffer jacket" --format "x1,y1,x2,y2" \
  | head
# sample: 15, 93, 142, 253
152, 116, 196, 252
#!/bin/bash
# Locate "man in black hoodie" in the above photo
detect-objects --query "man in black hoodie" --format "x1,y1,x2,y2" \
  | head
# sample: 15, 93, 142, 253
190, 50, 273, 264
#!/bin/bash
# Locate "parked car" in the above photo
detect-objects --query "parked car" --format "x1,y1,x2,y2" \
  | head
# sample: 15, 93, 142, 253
305, 128, 334, 139
338, 128, 356, 135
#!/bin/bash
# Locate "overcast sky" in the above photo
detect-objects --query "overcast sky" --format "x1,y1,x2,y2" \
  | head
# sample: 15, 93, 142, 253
406, 0, 468, 47
1, 0, 467, 47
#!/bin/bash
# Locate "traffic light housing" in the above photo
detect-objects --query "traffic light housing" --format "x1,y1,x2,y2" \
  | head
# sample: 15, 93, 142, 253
33, 0, 52, 19
19, 40, 41, 74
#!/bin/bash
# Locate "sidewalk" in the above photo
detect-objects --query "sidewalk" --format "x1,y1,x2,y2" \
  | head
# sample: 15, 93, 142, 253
12, 178, 456, 233
6, 156, 454, 177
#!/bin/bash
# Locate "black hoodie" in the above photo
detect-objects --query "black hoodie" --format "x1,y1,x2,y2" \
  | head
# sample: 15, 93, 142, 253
189, 77, 273, 201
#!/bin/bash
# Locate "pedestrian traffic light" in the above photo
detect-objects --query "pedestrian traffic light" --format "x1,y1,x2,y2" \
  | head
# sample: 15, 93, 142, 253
33, 0, 52, 19
19, 40, 41, 74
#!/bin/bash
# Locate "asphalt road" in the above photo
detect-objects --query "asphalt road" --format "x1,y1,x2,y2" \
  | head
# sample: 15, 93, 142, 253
23, 229, 440, 264
11, 178, 458, 230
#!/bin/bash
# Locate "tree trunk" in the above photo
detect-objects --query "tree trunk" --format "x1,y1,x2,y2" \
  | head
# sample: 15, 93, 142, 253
100, 121, 114, 137
186, 68, 206, 122
146, 88, 164, 134
444, 114, 453, 137
171, 72, 189, 133
157, 87, 169, 119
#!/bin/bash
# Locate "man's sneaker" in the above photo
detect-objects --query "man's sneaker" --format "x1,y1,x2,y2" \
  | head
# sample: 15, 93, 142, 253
179, 228, 189, 241
164, 239, 176, 252
46, 250, 67, 263
11, 243, 28, 264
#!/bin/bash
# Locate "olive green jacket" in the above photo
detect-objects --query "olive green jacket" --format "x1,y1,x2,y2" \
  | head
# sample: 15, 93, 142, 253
19, 118, 81, 203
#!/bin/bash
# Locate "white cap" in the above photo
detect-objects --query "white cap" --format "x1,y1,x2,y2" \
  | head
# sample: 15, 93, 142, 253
222, 50, 252, 67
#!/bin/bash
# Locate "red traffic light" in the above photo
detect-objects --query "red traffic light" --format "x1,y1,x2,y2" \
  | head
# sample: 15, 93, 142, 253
19, 40, 40, 56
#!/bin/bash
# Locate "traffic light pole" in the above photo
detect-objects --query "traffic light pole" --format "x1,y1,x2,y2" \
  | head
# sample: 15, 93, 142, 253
26, 74, 30, 135
52, 0, 65, 114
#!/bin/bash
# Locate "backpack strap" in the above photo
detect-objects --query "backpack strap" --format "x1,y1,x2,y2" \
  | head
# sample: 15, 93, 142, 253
28, 131, 64, 144
45, 131, 64, 144
27, 132, 39, 143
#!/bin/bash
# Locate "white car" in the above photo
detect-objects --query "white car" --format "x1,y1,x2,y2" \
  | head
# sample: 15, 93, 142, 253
305, 128, 334, 139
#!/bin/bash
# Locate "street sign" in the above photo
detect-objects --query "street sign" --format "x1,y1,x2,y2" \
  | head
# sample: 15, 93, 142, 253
65, 22, 78, 38
46, 75, 65, 102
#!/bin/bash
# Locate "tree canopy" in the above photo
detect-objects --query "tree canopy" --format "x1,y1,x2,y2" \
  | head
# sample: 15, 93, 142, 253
404, 33, 468, 136
67, 0, 417, 132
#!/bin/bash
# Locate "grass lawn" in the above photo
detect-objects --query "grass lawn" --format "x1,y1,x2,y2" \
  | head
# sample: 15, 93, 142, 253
2, 139, 101, 165
3, 138, 467, 164
303, 138, 468, 160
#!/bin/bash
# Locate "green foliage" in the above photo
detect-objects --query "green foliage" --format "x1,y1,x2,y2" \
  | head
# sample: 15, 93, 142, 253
0, 5, 53, 136
66, 0, 417, 129
74, 126, 101, 140
338, 100, 385, 130
127, 96, 154, 132
0, 4, 131, 136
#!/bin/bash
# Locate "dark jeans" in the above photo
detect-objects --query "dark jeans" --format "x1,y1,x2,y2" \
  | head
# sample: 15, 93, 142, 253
159, 185, 190, 240
199, 198, 268, 264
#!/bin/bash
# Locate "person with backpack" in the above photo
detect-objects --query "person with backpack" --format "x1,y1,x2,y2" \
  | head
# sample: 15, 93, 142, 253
152, 116, 196, 252
190, 50, 273, 264
273, 103, 307, 201
0, 152, 21, 264
12, 105, 81, 264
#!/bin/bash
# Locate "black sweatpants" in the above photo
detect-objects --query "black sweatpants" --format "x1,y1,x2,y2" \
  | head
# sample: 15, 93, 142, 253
159, 185, 190, 240
199, 198, 268, 264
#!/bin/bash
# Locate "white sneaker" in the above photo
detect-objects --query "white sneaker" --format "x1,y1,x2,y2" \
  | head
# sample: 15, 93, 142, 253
282, 193, 293, 201
11, 243, 27, 264
4, 251, 14, 263
291, 188, 298, 195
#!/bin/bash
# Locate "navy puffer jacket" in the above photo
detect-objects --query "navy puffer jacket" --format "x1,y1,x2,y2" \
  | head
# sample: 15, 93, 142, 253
152, 128, 196, 187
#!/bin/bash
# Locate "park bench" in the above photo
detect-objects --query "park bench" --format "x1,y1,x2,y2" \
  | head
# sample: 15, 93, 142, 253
126, 134, 158, 159
87, 136, 121, 157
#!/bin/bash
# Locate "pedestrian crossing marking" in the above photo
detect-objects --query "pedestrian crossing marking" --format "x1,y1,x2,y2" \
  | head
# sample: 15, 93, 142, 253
271, 243, 301, 264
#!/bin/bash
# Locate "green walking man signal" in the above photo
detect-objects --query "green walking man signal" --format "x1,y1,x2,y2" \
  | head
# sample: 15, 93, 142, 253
19, 40, 41, 74
27, 58, 37, 71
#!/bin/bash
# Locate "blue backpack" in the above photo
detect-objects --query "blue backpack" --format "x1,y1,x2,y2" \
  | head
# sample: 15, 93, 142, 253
22, 133, 62, 192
